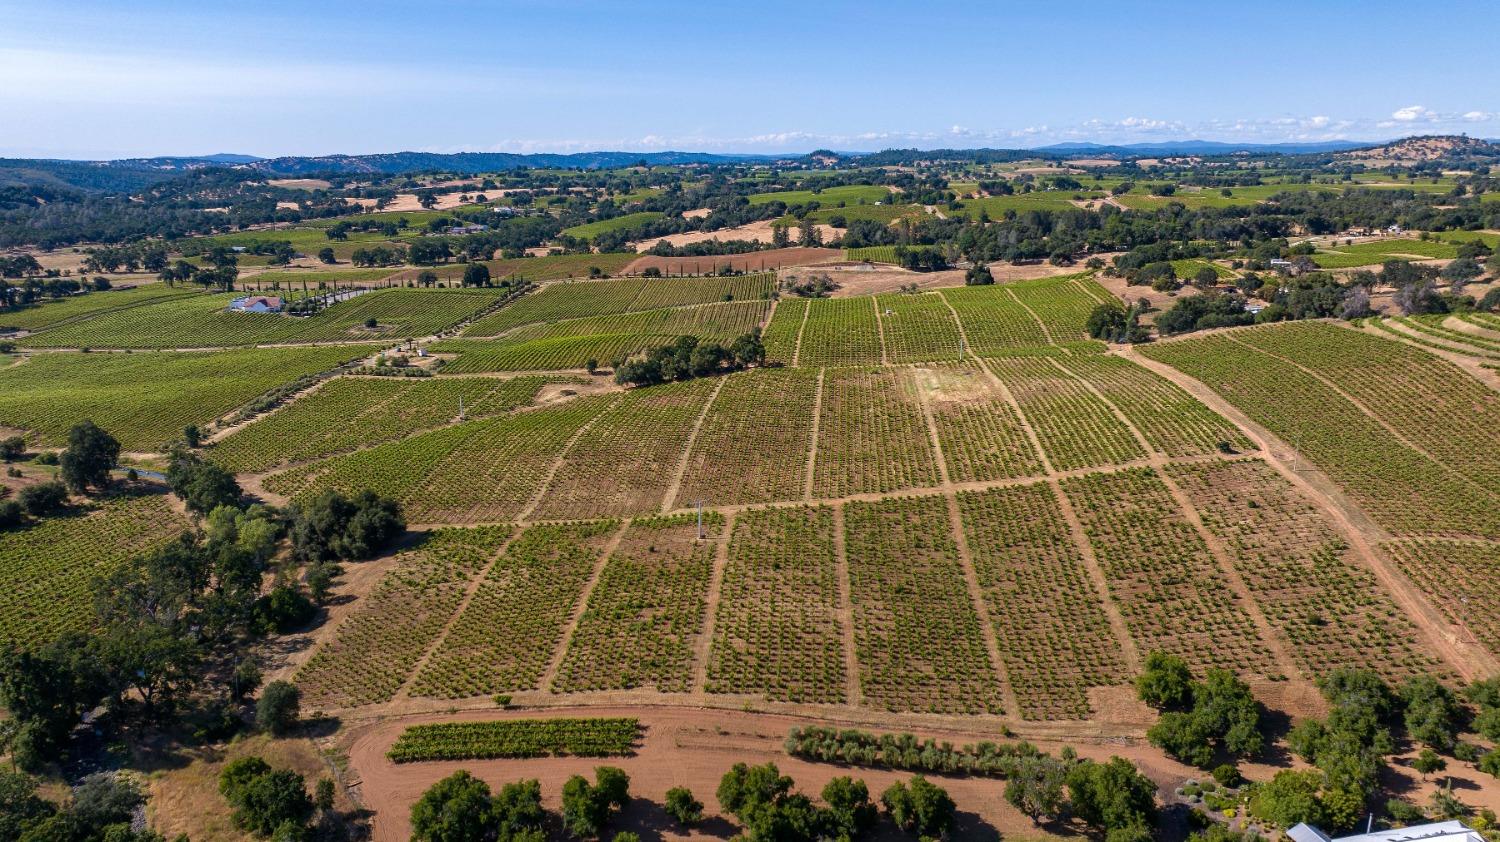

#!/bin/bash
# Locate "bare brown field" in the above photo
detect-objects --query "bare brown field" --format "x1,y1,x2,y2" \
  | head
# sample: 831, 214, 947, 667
630, 220, 844, 252
266, 178, 333, 190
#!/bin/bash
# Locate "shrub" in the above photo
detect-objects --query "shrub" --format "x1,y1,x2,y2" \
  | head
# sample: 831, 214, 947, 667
881, 775, 955, 839
255, 585, 316, 634
166, 449, 242, 514
18, 481, 68, 517
561, 767, 629, 839
1211, 764, 1241, 788
1386, 798, 1426, 825
821, 776, 877, 839
0, 499, 23, 530
1066, 757, 1158, 836
0, 435, 24, 462
69, 772, 145, 828
1479, 750, 1500, 779
665, 786, 703, 827
411, 770, 498, 842
219, 757, 313, 838
288, 489, 405, 562
1086, 303, 1127, 340
1248, 769, 1324, 830
256, 681, 301, 735
1401, 676, 1463, 752
1136, 651, 1194, 710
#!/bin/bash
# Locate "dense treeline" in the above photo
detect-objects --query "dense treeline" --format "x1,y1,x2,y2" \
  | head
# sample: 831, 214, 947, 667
0, 422, 404, 774
1135, 652, 1500, 835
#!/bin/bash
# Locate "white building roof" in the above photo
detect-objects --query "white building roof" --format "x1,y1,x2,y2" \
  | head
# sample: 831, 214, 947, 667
1289, 821, 1483, 842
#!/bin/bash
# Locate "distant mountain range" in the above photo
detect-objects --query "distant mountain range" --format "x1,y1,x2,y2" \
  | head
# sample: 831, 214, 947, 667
6, 137, 1500, 194
240, 150, 771, 176
1031, 139, 1372, 155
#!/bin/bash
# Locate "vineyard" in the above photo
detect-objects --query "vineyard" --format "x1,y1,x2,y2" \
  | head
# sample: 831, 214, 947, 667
1054, 354, 1253, 458
552, 513, 723, 693
760, 297, 806, 364
796, 297, 884, 368
956, 483, 1130, 720
23, 288, 500, 348
1384, 540, 1500, 660
560, 211, 665, 241
1231, 322, 1500, 496
705, 506, 845, 704
917, 363, 1044, 483
1372, 315, 1500, 362
985, 357, 1145, 471
0, 345, 378, 450
1141, 326, 1500, 540
386, 718, 641, 762
0, 283, 198, 332
843, 495, 1004, 715
875, 293, 965, 363
411, 521, 620, 698
463, 273, 775, 336
811, 368, 940, 498
1061, 468, 1279, 678
937, 286, 1052, 352
0, 491, 191, 647
531, 378, 718, 519
294, 526, 511, 709
433, 300, 770, 372
675, 368, 819, 507
271, 396, 611, 523
211, 375, 569, 472
1169, 459, 1448, 684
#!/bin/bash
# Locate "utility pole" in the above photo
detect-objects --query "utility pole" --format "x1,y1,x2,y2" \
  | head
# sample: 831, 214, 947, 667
695, 500, 705, 541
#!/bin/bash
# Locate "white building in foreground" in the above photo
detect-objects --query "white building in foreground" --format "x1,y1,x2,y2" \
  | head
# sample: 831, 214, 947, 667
1288, 820, 1482, 842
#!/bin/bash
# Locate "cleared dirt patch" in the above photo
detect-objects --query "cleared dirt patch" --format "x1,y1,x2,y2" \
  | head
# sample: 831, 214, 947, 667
267, 178, 332, 190
629, 220, 843, 252
625, 247, 841, 275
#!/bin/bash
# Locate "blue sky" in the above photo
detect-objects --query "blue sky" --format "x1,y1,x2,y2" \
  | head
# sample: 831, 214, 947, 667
2, 0, 1497, 159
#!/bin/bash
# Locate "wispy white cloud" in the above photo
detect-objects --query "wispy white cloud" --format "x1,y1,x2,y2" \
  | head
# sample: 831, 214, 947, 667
1391, 105, 1430, 122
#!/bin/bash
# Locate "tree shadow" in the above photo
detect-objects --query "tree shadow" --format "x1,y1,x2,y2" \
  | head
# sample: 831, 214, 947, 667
613, 799, 737, 841
1257, 706, 1297, 768
300, 714, 343, 739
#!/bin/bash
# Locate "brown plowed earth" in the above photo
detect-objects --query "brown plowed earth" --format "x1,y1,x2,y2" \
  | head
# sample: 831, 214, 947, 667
623, 248, 841, 275
1122, 346, 1500, 680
